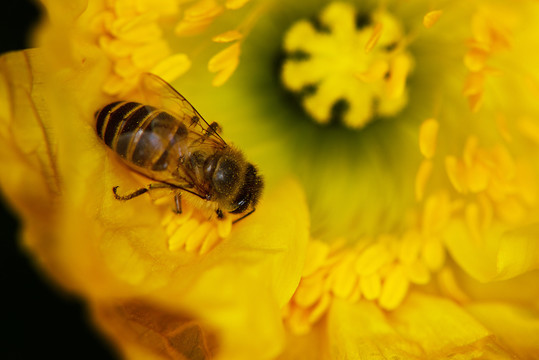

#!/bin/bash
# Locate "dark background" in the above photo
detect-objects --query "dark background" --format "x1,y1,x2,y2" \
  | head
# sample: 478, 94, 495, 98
1, 1, 116, 359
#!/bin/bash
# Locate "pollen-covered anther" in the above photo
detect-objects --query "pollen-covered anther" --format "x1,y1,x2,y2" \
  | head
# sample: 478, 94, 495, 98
162, 206, 231, 254
280, 2, 413, 129
174, 0, 225, 36
445, 137, 536, 232
463, 7, 513, 111
419, 118, 439, 159
208, 42, 241, 87
92, 0, 230, 95
423, 10, 443, 29
284, 227, 449, 332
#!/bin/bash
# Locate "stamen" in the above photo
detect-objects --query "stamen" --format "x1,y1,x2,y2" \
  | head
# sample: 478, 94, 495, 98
423, 10, 443, 29
92, 0, 250, 94
463, 8, 513, 111
208, 43, 241, 86
161, 203, 231, 255
379, 265, 409, 310
419, 118, 439, 159
283, 194, 453, 333
361, 273, 382, 300
415, 159, 433, 201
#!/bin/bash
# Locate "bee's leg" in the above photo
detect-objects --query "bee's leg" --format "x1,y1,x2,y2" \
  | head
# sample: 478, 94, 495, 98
112, 186, 148, 200
173, 192, 182, 214
113, 183, 173, 201
232, 208, 256, 224
216, 208, 224, 219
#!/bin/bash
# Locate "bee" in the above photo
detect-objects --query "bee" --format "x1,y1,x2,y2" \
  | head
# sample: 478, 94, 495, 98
94, 73, 263, 223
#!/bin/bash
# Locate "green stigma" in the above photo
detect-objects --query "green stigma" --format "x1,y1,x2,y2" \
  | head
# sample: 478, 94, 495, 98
281, 2, 414, 129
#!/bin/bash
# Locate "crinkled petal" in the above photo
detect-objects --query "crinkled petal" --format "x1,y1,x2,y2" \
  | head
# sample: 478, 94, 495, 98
326, 292, 513, 359
445, 219, 539, 282
465, 302, 539, 359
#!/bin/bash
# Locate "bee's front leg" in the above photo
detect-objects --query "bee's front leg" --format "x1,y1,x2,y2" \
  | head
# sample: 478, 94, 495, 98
216, 208, 224, 219
173, 192, 182, 214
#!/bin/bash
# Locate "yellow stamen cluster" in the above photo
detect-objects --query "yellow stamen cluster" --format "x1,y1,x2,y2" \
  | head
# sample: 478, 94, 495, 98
91, 0, 253, 95
161, 206, 232, 255
281, 2, 413, 128
445, 137, 536, 230
91, 0, 189, 94
463, 6, 513, 112
283, 193, 450, 334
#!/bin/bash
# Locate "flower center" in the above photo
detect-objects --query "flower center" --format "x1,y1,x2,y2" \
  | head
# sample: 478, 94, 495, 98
280, 2, 413, 129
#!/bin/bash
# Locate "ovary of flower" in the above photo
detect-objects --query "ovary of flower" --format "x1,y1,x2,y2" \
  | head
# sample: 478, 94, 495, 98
281, 2, 412, 128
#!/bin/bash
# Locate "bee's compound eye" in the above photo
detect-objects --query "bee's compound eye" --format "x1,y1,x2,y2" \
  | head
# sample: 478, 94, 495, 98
213, 158, 239, 194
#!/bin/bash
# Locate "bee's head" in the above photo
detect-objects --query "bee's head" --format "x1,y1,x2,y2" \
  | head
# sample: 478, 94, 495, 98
203, 151, 263, 214
229, 163, 263, 214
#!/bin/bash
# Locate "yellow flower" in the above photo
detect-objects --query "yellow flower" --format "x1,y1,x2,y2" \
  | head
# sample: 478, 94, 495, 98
2, 0, 539, 359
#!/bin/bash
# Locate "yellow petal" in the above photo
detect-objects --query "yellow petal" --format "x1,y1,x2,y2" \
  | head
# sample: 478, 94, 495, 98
389, 293, 492, 354
444, 220, 500, 282
446, 218, 539, 282
327, 293, 499, 358
496, 223, 539, 280
465, 302, 539, 358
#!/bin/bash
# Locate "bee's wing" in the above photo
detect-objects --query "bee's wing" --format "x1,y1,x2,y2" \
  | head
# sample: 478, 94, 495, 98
139, 73, 228, 150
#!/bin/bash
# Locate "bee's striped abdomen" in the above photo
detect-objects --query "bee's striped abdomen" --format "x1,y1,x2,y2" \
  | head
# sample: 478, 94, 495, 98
95, 101, 188, 172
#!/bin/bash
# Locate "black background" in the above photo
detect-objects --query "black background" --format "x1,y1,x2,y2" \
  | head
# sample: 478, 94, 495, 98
1, 1, 116, 359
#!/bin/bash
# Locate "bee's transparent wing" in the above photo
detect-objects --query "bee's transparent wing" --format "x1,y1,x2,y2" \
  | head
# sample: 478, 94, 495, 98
139, 73, 227, 149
